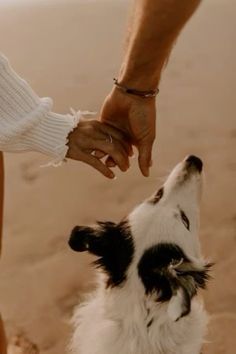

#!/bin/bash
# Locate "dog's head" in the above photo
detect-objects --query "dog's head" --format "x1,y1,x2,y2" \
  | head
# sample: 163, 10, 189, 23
69, 155, 211, 321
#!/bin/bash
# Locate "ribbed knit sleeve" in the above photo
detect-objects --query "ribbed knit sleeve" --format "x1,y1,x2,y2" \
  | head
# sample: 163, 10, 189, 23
0, 53, 80, 162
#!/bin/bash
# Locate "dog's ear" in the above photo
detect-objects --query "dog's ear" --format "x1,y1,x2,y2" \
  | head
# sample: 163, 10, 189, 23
69, 221, 134, 287
138, 243, 212, 321
69, 222, 117, 256
69, 225, 98, 253
167, 261, 212, 321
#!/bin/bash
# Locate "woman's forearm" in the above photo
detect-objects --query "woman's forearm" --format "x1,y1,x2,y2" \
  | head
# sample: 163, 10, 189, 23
119, 0, 201, 90
0, 54, 78, 162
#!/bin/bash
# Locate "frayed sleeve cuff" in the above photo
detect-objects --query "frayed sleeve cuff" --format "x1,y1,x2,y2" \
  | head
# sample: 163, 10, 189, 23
3, 109, 82, 164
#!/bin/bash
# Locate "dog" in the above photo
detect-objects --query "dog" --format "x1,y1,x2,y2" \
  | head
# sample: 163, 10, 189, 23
68, 155, 211, 354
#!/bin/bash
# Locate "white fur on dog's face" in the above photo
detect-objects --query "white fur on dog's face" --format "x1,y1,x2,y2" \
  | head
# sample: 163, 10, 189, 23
129, 155, 203, 262
124, 155, 207, 321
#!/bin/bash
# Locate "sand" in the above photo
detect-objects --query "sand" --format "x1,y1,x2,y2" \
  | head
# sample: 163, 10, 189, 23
0, 0, 235, 353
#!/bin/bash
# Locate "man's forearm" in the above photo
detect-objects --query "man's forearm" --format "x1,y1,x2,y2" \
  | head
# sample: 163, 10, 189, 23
119, 0, 201, 90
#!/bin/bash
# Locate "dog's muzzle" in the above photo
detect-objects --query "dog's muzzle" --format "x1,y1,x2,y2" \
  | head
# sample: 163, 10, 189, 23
185, 155, 203, 173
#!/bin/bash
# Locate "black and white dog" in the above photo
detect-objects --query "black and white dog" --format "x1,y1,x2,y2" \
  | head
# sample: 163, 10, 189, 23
68, 155, 211, 354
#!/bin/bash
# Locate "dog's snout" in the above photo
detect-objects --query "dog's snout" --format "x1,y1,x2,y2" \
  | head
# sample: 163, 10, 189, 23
185, 155, 203, 173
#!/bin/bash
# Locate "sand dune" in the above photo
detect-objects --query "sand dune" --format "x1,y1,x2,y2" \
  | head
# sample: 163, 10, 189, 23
0, 0, 235, 353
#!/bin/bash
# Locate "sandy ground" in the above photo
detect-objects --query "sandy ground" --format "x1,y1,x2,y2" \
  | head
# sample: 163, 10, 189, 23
0, 0, 235, 353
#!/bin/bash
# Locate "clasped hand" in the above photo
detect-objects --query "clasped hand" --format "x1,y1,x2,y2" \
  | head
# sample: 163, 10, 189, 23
67, 88, 156, 178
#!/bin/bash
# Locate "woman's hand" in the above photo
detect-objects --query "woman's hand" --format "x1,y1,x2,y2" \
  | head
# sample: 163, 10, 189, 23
100, 88, 156, 177
66, 119, 130, 179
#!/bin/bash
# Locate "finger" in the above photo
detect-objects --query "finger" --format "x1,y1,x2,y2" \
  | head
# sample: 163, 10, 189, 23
93, 151, 117, 167
93, 150, 107, 159
100, 123, 125, 141
71, 150, 115, 179
97, 140, 129, 172
129, 145, 134, 157
85, 154, 115, 179
105, 156, 116, 168
100, 124, 133, 157
138, 142, 153, 177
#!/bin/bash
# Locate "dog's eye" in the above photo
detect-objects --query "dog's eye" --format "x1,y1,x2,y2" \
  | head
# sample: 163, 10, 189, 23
151, 187, 164, 204
180, 210, 190, 230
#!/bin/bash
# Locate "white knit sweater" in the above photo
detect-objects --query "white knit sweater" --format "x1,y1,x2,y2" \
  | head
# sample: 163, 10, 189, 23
0, 53, 80, 163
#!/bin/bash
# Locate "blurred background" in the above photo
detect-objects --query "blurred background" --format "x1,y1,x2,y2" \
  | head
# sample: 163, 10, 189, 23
0, 0, 235, 353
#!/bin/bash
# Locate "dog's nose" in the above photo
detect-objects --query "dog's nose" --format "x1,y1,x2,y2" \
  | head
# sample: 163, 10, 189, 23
185, 155, 203, 172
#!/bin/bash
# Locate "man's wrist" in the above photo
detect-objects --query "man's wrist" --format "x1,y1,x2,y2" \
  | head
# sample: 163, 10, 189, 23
118, 65, 161, 92
113, 78, 159, 99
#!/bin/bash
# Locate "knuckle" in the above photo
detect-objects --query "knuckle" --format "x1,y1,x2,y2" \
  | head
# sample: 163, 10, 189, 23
84, 125, 93, 135
93, 120, 100, 128
106, 144, 115, 154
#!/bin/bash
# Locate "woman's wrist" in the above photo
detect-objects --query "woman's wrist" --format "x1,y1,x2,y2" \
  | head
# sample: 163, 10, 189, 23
2, 111, 80, 165
23, 111, 78, 160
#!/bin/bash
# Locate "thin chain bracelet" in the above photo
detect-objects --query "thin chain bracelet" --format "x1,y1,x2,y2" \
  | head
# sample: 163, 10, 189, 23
113, 78, 159, 98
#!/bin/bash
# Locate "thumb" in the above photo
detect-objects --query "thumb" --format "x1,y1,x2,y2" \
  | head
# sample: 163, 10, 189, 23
138, 142, 153, 177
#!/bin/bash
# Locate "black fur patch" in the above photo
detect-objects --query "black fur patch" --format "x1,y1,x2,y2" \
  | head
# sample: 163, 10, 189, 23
69, 226, 95, 252
138, 243, 189, 301
94, 221, 134, 287
138, 243, 211, 304
69, 220, 134, 288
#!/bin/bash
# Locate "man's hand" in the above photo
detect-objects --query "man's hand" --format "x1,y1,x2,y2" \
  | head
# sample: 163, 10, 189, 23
100, 88, 156, 177
99, 0, 201, 177
67, 119, 130, 179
